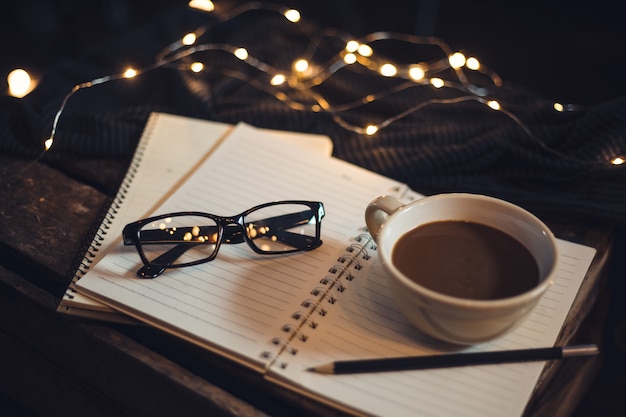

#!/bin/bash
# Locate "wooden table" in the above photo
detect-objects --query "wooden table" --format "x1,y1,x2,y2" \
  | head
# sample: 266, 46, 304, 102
0, 153, 618, 417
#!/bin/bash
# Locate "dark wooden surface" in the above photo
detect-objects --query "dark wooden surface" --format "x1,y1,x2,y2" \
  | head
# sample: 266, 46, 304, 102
0, 153, 621, 417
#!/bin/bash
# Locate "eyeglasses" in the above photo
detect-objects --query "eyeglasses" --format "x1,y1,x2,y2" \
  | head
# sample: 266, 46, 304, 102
122, 201, 325, 278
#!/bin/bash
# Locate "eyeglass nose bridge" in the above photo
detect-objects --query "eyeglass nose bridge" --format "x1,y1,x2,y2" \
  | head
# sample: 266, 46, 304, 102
220, 218, 246, 244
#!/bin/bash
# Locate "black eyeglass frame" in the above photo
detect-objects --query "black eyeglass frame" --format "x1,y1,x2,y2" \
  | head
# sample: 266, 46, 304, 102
122, 200, 325, 278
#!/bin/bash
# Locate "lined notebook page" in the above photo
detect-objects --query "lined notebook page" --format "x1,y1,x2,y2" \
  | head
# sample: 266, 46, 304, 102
76, 121, 596, 416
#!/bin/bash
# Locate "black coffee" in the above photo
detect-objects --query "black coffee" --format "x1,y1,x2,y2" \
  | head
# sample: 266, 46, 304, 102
392, 220, 539, 300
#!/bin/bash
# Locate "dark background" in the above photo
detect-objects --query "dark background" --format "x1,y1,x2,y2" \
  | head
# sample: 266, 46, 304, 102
1, 1, 625, 416
1, 0, 625, 105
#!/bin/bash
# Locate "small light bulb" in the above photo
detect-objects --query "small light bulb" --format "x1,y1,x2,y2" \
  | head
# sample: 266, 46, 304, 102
7, 68, 33, 98
283, 8, 301, 22
487, 100, 501, 110
365, 125, 378, 135
343, 53, 357, 64
611, 157, 625, 165
294, 59, 309, 73
234, 48, 248, 60
449, 52, 466, 69
430, 78, 444, 88
182, 33, 197, 46
188, 0, 214, 12
465, 57, 480, 70
357, 44, 373, 57
190, 62, 204, 73
408, 65, 425, 81
380, 63, 397, 77
553, 102, 564, 112
271, 74, 286, 86
124, 68, 137, 78
345, 40, 359, 53
44, 137, 53, 150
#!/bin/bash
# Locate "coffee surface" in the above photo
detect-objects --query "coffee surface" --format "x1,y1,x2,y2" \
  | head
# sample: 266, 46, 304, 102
392, 220, 539, 300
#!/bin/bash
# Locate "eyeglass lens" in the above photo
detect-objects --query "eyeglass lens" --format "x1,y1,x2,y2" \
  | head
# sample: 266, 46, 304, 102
137, 215, 220, 267
244, 203, 320, 252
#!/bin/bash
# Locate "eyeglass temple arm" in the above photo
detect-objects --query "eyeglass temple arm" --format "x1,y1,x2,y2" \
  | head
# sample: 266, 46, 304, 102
133, 211, 315, 246
137, 243, 199, 279
128, 226, 221, 245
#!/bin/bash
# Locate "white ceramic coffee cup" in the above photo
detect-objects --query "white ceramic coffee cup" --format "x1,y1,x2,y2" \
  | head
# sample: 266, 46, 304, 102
365, 193, 558, 345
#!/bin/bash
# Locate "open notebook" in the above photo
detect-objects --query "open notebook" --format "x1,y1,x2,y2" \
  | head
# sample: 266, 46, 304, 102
74, 117, 596, 417
58, 113, 333, 321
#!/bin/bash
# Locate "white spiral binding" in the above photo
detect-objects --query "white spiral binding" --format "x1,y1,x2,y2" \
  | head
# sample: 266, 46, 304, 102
61, 120, 152, 305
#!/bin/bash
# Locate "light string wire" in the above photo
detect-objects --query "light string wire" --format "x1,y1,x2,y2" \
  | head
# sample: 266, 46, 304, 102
35, 0, 624, 169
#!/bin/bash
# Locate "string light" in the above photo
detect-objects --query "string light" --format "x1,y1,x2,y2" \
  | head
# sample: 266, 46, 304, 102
487, 100, 501, 110
465, 57, 480, 70
29, 0, 622, 169
123, 68, 138, 78
343, 53, 357, 65
234, 47, 248, 60
380, 63, 397, 77
365, 125, 378, 135
345, 41, 359, 53
430, 78, 444, 88
182, 33, 197, 46
190, 62, 204, 73
357, 44, 373, 57
449, 52, 466, 69
293, 59, 309, 73
408, 65, 425, 81
7, 68, 35, 98
282, 8, 301, 23
187, 0, 214, 12
270, 74, 286, 86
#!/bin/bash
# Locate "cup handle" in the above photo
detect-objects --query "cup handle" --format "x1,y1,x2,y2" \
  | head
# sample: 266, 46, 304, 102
365, 195, 405, 242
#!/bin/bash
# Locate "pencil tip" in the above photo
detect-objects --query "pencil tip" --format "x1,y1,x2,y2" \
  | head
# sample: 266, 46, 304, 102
306, 363, 333, 374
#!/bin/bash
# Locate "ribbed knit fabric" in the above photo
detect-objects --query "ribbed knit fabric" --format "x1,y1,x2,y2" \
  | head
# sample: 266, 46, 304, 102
1, 5, 625, 228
